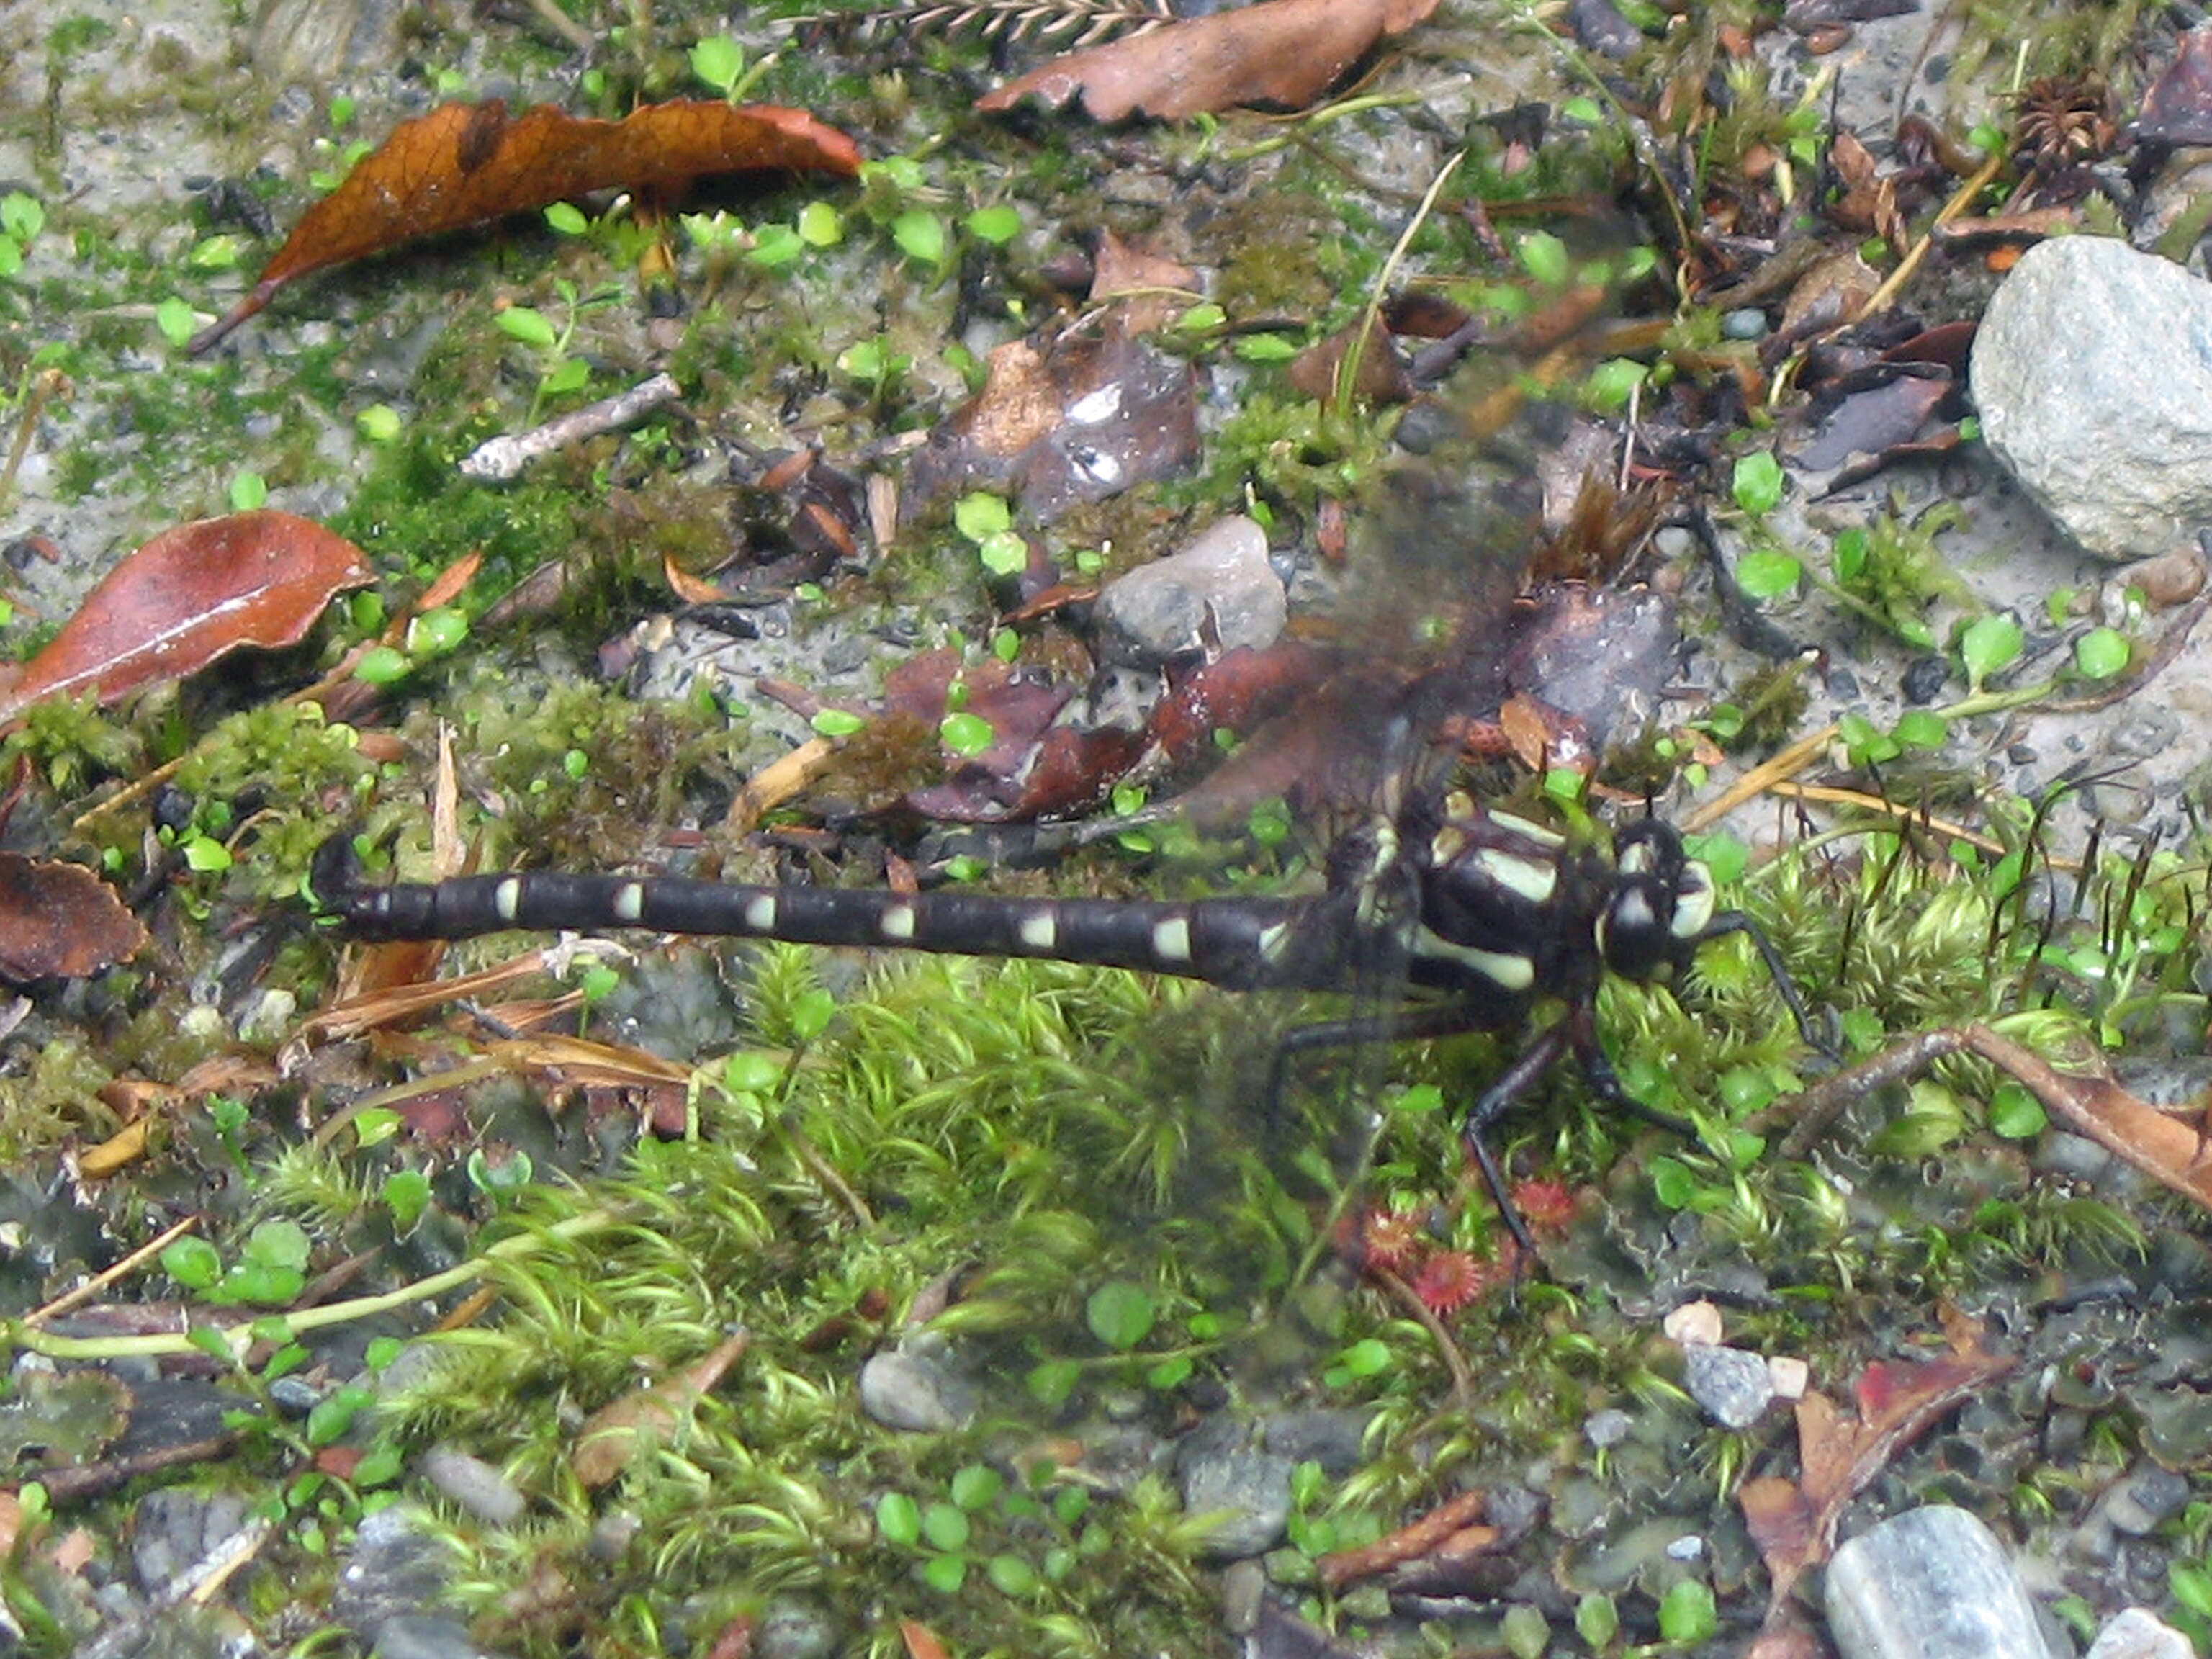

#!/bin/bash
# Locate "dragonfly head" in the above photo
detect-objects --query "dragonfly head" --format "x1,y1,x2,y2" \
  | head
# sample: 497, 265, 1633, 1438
1595, 819, 1718, 981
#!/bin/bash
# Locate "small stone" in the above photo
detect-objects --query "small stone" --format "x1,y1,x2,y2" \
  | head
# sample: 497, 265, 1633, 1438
416, 1445, 526, 1527
2085, 1606, 2192, 1659
1219, 1557, 1267, 1635
1723, 307, 1769, 340
856, 1341, 978, 1433
1767, 1355, 1810, 1400
1901, 655, 1949, 703
1260, 1408, 1372, 1477
1177, 1428, 1295, 1560
1971, 238, 2212, 561
1682, 1344, 1774, 1429
1825, 1506, 2052, 1659
2102, 1463, 2191, 1537
1663, 1300, 1723, 1346
2118, 546, 2208, 607
1094, 516, 1285, 665
369, 1614, 490, 1659
1585, 1408, 1632, 1449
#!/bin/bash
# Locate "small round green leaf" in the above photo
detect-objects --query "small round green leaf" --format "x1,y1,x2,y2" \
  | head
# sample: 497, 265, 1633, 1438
1085, 1280, 1156, 1351
986, 1554, 1039, 1596
161, 1237, 223, 1290
1334, 1336, 1392, 1379
495, 307, 558, 349
544, 202, 589, 236
690, 34, 745, 94
1892, 709, 1948, 749
1959, 613, 2024, 686
892, 210, 947, 265
950, 1465, 1004, 1510
1658, 1578, 1718, 1643
2074, 626, 2129, 680
1987, 1082, 2047, 1140
953, 493, 1013, 541
798, 199, 843, 248
1735, 549, 1802, 599
1731, 451, 1785, 515
1514, 230, 1570, 288
876, 1492, 922, 1546
747, 224, 804, 267
921, 1501, 970, 1552
922, 1552, 967, 1593
811, 709, 866, 738
940, 712, 995, 757
966, 204, 1021, 245
978, 529, 1028, 577
156, 296, 199, 348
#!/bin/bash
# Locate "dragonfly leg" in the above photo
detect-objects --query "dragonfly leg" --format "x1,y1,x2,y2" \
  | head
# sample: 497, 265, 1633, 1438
1458, 1022, 1568, 1261
1696, 909, 1834, 1058
1261, 1003, 1496, 1133
1563, 1002, 1696, 1138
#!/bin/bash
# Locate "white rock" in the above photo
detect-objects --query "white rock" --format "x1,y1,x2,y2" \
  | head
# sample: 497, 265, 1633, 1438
1971, 236, 2212, 562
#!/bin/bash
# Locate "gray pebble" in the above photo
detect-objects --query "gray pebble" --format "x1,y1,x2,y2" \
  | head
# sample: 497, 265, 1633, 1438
1683, 1344, 1774, 1429
1825, 1506, 2051, 1659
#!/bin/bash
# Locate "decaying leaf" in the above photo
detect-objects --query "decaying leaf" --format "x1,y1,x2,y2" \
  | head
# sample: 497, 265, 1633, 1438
1739, 1318, 2012, 1620
0, 855, 148, 984
976, 0, 1442, 120
571, 1331, 750, 1488
906, 320, 1199, 521
0, 511, 374, 725
190, 99, 863, 351
2140, 25, 2212, 147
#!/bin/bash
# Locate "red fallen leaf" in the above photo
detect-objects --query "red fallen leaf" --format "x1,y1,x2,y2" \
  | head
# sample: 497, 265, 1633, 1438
190, 99, 863, 351
0, 854, 147, 983
2140, 24, 2212, 147
1738, 1320, 2011, 1624
0, 511, 374, 725
978, 0, 1442, 120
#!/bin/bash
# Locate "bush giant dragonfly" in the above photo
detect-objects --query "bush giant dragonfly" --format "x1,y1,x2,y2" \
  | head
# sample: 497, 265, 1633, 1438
315, 792, 1813, 1254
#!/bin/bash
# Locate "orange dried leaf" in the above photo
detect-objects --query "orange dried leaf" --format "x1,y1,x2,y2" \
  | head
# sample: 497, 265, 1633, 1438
192, 99, 863, 351
0, 511, 374, 724
977, 0, 1441, 120
77, 1118, 151, 1179
571, 1331, 750, 1489
0, 855, 148, 984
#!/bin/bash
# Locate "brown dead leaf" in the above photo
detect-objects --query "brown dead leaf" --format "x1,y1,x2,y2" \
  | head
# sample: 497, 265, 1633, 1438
0, 512, 374, 725
572, 1330, 750, 1488
191, 99, 863, 351
978, 0, 1441, 120
905, 320, 1199, 521
1088, 230, 1202, 334
1961, 1023, 2212, 1210
1739, 1320, 2011, 1619
0, 855, 147, 984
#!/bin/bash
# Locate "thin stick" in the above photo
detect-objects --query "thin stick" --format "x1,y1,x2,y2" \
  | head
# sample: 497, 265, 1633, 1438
1335, 148, 1465, 411
27, 1213, 200, 1326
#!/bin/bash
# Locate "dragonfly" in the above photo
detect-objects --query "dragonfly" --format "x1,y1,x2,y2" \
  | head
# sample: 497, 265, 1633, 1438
313, 778, 1815, 1255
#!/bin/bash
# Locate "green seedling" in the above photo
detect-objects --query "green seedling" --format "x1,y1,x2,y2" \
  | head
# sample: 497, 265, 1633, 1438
0, 190, 42, 277
691, 32, 776, 104
495, 278, 619, 422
